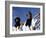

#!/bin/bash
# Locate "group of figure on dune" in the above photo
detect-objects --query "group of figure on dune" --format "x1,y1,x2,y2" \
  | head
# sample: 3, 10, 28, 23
13, 11, 37, 31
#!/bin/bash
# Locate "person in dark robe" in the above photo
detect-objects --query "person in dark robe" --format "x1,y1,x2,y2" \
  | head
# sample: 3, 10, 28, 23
26, 11, 32, 28
14, 17, 20, 30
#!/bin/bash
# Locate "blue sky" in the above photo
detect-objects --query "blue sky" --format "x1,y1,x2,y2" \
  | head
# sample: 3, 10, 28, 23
12, 7, 40, 26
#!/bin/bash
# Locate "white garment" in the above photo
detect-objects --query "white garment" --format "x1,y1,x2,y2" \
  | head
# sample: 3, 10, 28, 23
22, 25, 30, 31
32, 19, 37, 27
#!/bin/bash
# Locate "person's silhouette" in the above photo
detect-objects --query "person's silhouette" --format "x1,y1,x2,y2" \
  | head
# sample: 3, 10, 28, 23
14, 17, 20, 29
26, 11, 32, 28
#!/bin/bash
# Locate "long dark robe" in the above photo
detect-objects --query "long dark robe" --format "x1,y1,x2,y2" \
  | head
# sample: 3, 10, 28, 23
26, 11, 32, 27
14, 17, 20, 28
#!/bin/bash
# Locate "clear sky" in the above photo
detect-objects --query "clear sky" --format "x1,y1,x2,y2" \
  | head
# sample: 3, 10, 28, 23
12, 7, 40, 26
